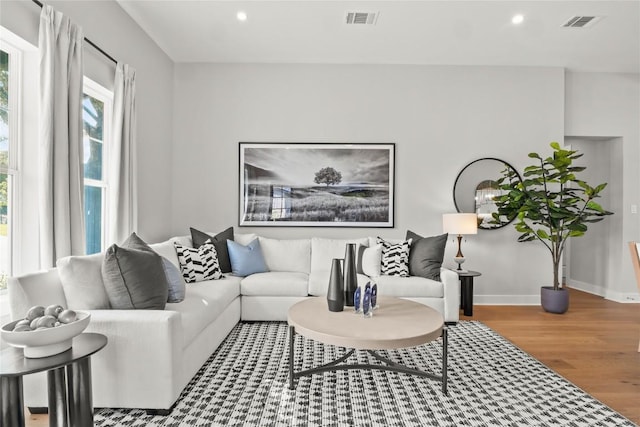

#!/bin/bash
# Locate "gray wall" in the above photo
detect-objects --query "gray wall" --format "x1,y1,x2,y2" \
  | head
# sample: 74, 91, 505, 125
566, 72, 640, 301
173, 63, 565, 303
0, 0, 174, 247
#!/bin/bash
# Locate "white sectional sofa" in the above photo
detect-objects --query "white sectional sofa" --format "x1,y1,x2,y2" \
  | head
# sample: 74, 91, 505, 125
8, 232, 459, 413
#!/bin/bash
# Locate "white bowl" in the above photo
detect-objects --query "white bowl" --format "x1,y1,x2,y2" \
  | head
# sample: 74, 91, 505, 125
1, 311, 91, 358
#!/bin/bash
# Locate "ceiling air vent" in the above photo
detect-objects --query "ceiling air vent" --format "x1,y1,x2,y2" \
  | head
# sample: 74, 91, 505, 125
345, 11, 378, 25
562, 16, 601, 28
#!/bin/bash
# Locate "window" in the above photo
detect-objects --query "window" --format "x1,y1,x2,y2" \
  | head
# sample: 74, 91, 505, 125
83, 78, 112, 254
0, 40, 21, 290
271, 186, 292, 220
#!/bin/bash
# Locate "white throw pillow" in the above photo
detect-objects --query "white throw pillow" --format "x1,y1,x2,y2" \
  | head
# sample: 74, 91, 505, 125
361, 244, 383, 277
57, 253, 111, 309
258, 237, 311, 273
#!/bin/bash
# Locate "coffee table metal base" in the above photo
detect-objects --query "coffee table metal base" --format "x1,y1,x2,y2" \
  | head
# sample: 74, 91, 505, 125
288, 326, 448, 395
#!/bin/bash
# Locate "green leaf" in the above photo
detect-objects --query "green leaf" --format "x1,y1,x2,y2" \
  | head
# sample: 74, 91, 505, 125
567, 223, 588, 232
568, 166, 586, 173
594, 183, 608, 193
586, 201, 605, 212
536, 229, 550, 239
550, 141, 561, 150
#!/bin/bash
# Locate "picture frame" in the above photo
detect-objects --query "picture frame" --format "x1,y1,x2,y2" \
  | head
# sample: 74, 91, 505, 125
239, 142, 395, 227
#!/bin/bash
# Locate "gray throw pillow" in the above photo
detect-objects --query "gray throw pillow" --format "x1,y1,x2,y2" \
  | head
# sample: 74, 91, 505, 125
161, 257, 186, 303
102, 232, 169, 309
190, 227, 234, 273
406, 231, 448, 281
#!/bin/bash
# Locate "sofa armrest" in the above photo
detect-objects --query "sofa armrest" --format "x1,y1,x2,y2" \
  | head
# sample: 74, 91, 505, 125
85, 309, 183, 409
8, 270, 67, 321
440, 268, 460, 323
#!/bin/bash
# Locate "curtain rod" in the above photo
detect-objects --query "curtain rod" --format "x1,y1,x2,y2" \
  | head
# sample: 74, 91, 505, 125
32, 0, 118, 65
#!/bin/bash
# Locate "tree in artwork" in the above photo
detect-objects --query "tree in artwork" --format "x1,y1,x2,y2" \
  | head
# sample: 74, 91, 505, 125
314, 167, 342, 186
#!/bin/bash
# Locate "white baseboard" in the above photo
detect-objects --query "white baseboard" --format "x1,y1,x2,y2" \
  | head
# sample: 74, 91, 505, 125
567, 279, 605, 297
604, 291, 640, 303
568, 279, 640, 303
474, 295, 540, 305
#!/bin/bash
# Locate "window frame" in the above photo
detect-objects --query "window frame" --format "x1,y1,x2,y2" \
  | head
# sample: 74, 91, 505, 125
0, 36, 24, 285
82, 77, 113, 254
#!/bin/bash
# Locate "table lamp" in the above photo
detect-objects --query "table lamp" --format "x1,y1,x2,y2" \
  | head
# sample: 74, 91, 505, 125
442, 213, 478, 271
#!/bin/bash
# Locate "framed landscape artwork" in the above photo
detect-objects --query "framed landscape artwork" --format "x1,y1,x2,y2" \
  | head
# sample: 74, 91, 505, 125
239, 143, 395, 227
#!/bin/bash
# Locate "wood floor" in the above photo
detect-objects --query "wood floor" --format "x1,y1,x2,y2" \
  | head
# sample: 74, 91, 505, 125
24, 288, 640, 426
472, 288, 640, 424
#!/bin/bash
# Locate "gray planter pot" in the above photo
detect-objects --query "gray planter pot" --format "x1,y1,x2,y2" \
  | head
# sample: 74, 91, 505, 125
540, 286, 569, 314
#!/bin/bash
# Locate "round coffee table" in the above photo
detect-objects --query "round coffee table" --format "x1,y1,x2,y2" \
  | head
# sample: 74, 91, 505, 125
287, 296, 448, 394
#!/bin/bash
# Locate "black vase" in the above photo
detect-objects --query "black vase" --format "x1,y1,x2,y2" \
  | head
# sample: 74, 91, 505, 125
327, 258, 344, 312
343, 243, 358, 307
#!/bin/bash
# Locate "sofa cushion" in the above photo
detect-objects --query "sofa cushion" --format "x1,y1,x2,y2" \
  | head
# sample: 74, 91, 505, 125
373, 275, 444, 298
308, 271, 370, 297
57, 252, 111, 309
161, 257, 186, 303
234, 233, 257, 246
227, 239, 269, 276
258, 237, 311, 273
149, 239, 181, 267
309, 237, 369, 295
102, 233, 169, 310
190, 227, 234, 273
166, 276, 241, 348
174, 240, 224, 283
240, 272, 309, 296
377, 237, 412, 277
310, 237, 369, 273
406, 231, 448, 281
368, 236, 404, 246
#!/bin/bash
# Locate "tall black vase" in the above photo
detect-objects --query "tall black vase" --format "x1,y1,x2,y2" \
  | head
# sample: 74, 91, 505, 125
327, 258, 344, 312
343, 243, 358, 307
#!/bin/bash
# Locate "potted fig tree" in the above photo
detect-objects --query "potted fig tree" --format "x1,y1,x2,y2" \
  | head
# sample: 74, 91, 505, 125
492, 142, 613, 313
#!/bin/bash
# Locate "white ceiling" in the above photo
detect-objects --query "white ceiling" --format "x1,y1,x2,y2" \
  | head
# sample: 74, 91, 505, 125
116, 1, 640, 73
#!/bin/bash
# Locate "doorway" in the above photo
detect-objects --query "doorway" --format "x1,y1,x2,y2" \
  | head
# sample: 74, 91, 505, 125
564, 136, 623, 297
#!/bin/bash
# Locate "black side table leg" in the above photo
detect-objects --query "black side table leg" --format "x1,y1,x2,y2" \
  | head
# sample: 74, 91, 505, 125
460, 277, 474, 316
1, 375, 25, 427
48, 367, 68, 427
67, 357, 93, 427
289, 326, 295, 390
442, 327, 448, 396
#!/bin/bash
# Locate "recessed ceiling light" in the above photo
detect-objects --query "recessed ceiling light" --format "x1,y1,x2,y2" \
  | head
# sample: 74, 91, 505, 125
512, 14, 524, 25
237, 11, 247, 22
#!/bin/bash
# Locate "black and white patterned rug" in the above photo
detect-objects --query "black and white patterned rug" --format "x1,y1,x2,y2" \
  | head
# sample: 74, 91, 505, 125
95, 321, 636, 426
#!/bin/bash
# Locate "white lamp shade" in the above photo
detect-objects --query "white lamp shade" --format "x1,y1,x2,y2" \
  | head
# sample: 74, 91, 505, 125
442, 213, 478, 235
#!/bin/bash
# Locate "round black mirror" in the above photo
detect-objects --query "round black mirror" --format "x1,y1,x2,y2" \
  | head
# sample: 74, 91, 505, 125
453, 158, 521, 230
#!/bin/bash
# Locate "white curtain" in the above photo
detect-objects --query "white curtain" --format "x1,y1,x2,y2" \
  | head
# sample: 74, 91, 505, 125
38, 5, 85, 268
107, 63, 137, 245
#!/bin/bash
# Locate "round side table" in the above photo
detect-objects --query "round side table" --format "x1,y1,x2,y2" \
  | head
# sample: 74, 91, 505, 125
456, 270, 481, 316
1, 332, 107, 427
